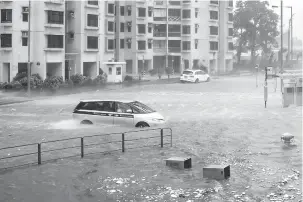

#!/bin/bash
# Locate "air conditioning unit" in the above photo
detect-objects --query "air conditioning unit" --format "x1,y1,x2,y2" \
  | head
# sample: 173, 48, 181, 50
69, 32, 74, 39
21, 31, 28, 37
22, 7, 29, 13
69, 11, 75, 18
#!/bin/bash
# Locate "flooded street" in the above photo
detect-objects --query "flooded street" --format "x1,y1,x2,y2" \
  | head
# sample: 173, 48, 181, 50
0, 76, 302, 202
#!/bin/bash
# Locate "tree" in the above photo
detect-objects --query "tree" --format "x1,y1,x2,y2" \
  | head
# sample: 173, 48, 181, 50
233, 0, 279, 65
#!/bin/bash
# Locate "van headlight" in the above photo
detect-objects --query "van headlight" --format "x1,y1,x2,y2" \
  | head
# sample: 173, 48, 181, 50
152, 118, 164, 122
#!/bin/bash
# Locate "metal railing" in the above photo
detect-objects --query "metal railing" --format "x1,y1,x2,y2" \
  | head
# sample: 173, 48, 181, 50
168, 47, 181, 53
0, 128, 172, 171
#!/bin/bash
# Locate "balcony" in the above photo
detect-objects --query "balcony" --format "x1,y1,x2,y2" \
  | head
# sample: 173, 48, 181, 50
169, 1, 181, 6
45, 0, 64, 4
168, 32, 181, 37
153, 32, 167, 37
153, 47, 166, 53
168, 16, 181, 22
154, 0, 166, 6
182, 0, 191, 5
168, 47, 181, 53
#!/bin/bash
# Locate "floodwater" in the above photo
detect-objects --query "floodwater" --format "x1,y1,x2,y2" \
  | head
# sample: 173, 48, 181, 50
0, 76, 302, 202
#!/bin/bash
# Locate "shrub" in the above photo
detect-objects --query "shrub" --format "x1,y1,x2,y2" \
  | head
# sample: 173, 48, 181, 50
148, 69, 158, 76
11, 81, 22, 89
43, 76, 64, 90
82, 77, 93, 86
124, 75, 133, 81
92, 73, 107, 85
13, 72, 27, 82
70, 74, 85, 85
0, 82, 8, 89
13, 73, 43, 89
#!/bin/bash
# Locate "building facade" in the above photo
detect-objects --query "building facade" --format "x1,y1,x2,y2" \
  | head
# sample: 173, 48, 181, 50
0, 0, 234, 83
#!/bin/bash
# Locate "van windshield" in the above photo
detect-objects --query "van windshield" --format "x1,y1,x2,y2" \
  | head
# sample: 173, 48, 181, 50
182, 71, 194, 75
128, 101, 156, 114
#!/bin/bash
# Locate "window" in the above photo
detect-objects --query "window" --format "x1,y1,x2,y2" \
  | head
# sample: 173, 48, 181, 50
120, 39, 124, 49
108, 39, 114, 50
148, 40, 152, 49
127, 6, 132, 16
182, 25, 191, 35
109, 67, 112, 75
116, 102, 132, 113
210, 41, 218, 50
1, 34, 12, 47
47, 11, 64, 24
138, 41, 146, 50
127, 41, 131, 49
1, 9, 12, 23
138, 7, 146, 17
210, 11, 218, 20
148, 7, 153, 17
210, 26, 218, 35
195, 40, 198, 49
87, 14, 98, 27
228, 0, 233, 7
210, 0, 218, 5
22, 31, 28, 46
182, 10, 191, 19
87, 36, 98, 49
229, 28, 233, 36
47, 35, 64, 48
120, 23, 124, 32
120, 6, 125, 16
108, 3, 115, 15
108, 21, 114, 32
116, 67, 121, 75
195, 8, 199, 18
88, 0, 98, 6
138, 24, 146, 34
228, 13, 233, 22
22, 7, 28, 22
182, 41, 191, 50
228, 42, 233, 50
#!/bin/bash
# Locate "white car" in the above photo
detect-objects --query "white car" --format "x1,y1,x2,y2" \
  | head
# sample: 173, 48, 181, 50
73, 99, 165, 128
180, 69, 210, 83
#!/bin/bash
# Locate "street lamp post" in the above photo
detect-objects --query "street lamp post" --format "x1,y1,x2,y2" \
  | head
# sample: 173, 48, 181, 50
27, 0, 31, 97
286, 6, 293, 60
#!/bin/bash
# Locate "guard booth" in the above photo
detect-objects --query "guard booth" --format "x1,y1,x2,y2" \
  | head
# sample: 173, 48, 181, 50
296, 77, 302, 106
103, 61, 126, 83
282, 78, 296, 108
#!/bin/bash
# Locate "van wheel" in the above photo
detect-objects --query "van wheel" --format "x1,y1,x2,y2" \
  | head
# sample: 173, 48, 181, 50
195, 79, 199, 83
136, 122, 150, 128
206, 77, 210, 82
81, 120, 93, 125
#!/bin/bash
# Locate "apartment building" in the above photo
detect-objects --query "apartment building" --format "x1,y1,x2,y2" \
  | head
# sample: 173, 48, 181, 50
0, 0, 234, 83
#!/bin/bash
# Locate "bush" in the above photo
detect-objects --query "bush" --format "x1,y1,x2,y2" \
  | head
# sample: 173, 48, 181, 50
13, 72, 27, 82
148, 69, 158, 76
70, 74, 85, 86
12, 73, 43, 89
82, 77, 93, 86
43, 76, 64, 90
92, 73, 107, 85
11, 81, 22, 89
0, 82, 8, 89
124, 75, 133, 82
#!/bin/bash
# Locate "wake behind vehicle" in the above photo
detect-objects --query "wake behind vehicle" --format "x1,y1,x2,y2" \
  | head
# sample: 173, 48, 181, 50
180, 69, 210, 83
73, 100, 165, 128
